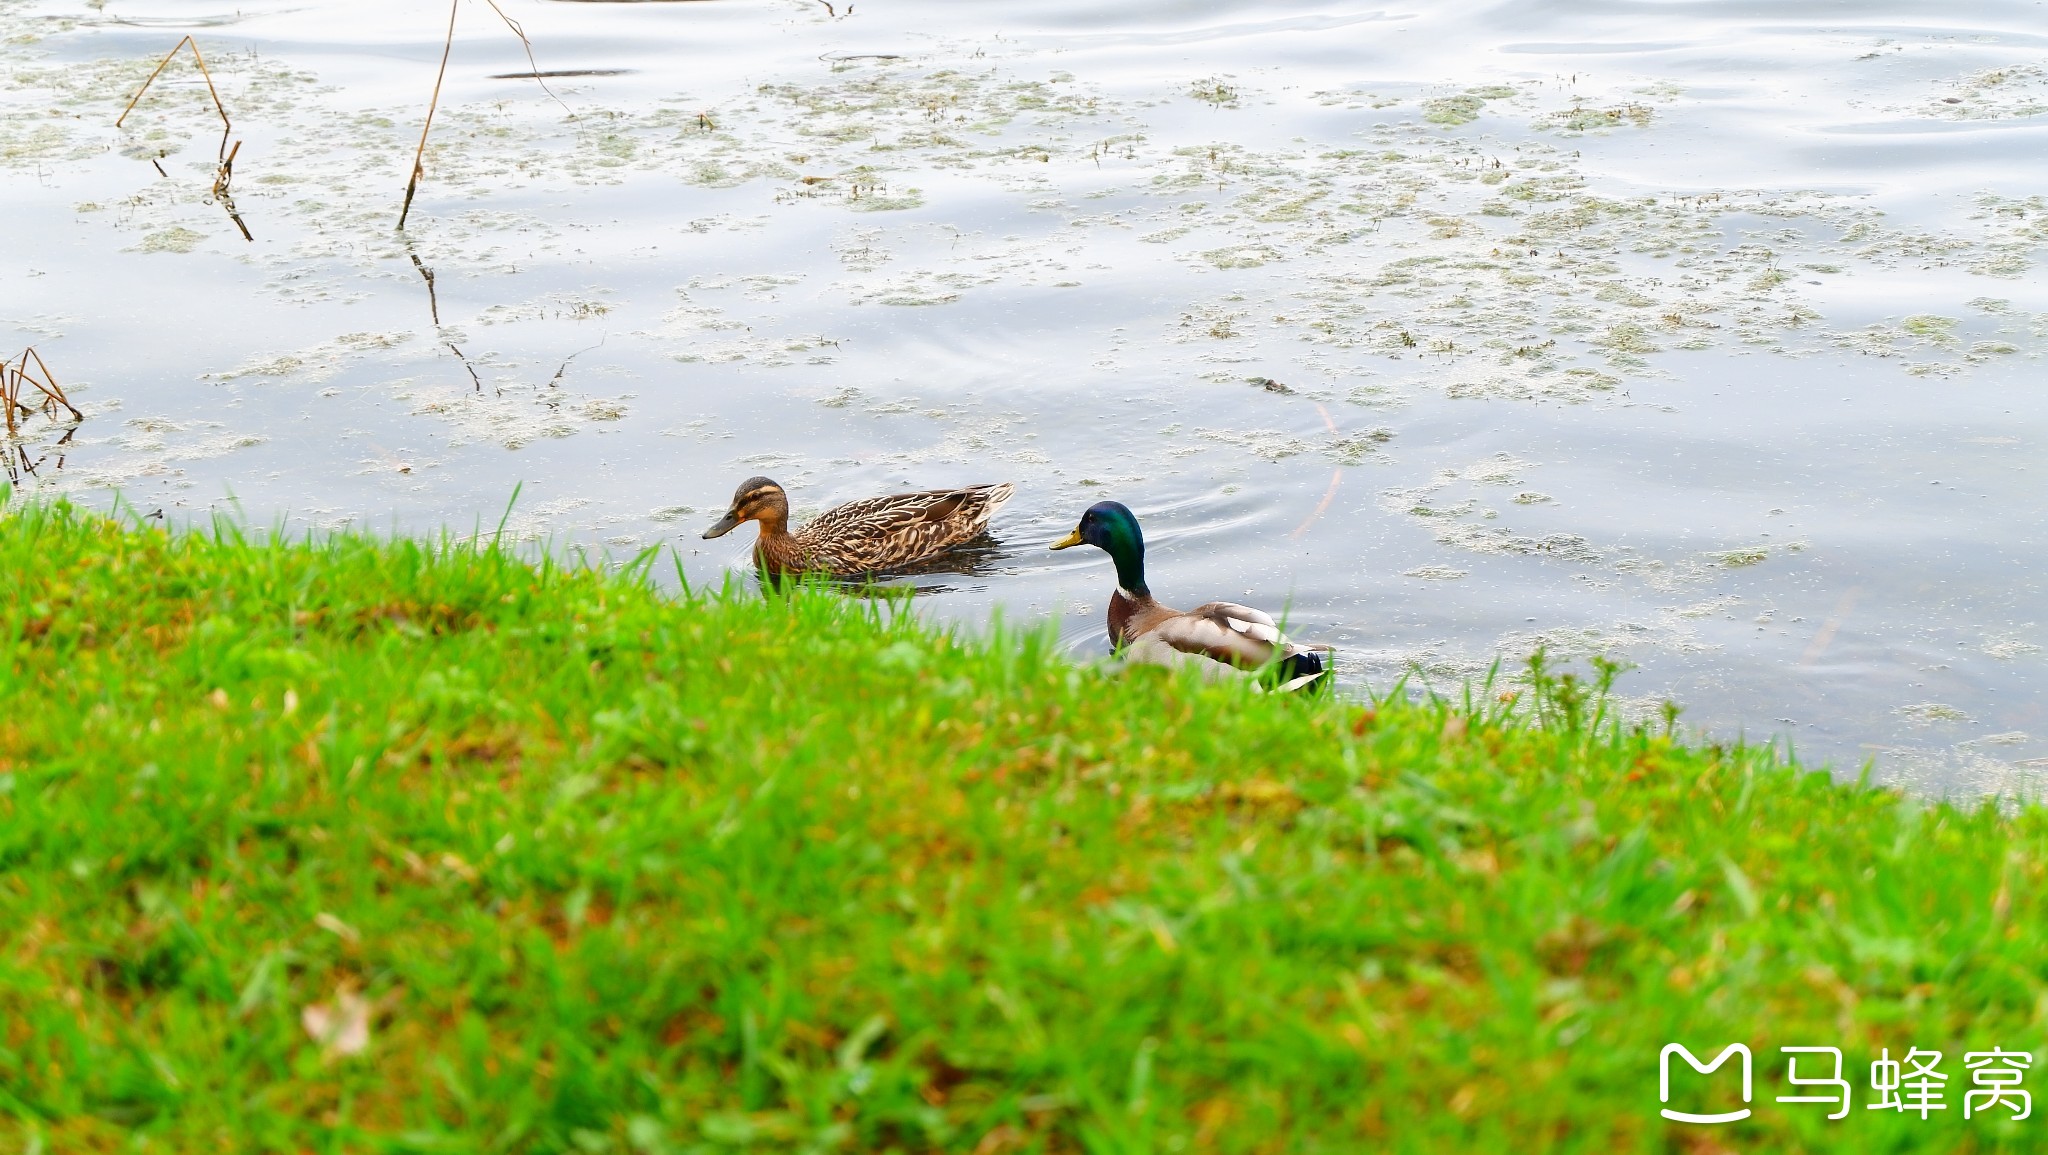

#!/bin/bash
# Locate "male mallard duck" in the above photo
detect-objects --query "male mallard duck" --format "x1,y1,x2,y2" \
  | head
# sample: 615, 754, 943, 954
703, 475, 1014, 578
1050, 500, 1331, 692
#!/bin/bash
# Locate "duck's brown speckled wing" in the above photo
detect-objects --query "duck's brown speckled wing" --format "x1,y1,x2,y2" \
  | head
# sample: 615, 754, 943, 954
794, 482, 1014, 574
1135, 601, 1286, 669
1124, 600, 1331, 691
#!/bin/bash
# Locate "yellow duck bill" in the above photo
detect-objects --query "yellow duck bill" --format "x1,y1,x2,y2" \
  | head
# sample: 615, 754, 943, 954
1049, 528, 1084, 550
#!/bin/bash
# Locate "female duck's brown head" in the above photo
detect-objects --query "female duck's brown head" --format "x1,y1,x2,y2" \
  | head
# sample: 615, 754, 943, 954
702, 476, 790, 539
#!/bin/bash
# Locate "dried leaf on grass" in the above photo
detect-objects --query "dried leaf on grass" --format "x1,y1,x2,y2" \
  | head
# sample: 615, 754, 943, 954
301, 989, 371, 1057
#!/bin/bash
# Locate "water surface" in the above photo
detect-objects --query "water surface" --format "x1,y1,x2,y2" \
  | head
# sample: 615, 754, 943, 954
3, 0, 2044, 789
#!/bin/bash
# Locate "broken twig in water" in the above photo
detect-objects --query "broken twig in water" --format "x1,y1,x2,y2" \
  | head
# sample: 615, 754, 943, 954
548, 337, 608, 387
2, 347, 84, 440
5, 423, 75, 484
211, 138, 240, 197
408, 250, 443, 327
399, 0, 569, 230
450, 342, 485, 392
210, 138, 254, 241
406, 249, 485, 391
481, 0, 569, 111
118, 36, 252, 241
116, 35, 230, 133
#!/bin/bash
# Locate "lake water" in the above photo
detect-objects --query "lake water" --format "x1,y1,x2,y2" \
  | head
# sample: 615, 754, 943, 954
3, 0, 2043, 791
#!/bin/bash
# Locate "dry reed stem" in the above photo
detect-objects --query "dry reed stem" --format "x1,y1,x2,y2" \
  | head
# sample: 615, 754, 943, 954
211, 138, 241, 199
399, 0, 569, 230
118, 35, 253, 240
3, 348, 83, 434
406, 248, 483, 388
212, 138, 255, 241
481, 0, 568, 111
2, 350, 73, 473
451, 344, 485, 392
116, 35, 231, 134
1, 353, 37, 438
4, 420, 73, 482
398, 0, 462, 232
2, 363, 18, 440
409, 250, 443, 327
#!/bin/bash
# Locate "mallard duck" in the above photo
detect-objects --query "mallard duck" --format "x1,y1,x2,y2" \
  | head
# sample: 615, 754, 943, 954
702, 475, 1014, 578
1050, 500, 1331, 692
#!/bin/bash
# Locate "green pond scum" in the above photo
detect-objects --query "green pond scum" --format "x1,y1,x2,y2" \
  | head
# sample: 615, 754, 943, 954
4, 496, 2047, 1152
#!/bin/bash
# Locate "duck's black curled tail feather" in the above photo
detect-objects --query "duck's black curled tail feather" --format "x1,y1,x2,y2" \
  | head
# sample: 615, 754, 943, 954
1273, 648, 1330, 693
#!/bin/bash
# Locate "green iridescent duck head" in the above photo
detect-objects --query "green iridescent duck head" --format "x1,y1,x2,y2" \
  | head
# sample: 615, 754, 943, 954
1050, 500, 1149, 597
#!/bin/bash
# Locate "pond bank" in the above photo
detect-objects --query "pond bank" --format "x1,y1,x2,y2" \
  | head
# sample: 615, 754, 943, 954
2, 498, 2042, 1151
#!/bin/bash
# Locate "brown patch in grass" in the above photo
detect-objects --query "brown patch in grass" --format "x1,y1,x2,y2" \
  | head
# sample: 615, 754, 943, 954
917, 1047, 973, 1106
441, 727, 522, 764
351, 601, 483, 636
660, 997, 726, 1047
1536, 916, 1616, 976
1214, 776, 1301, 814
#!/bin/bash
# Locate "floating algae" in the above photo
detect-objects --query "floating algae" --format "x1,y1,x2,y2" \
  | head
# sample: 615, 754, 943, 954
135, 226, 205, 253
1897, 702, 1973, 726
1711, 547, 1770, 568
1536, 102, 1655, 135
13, 7, 2047, 405
1374, 452, 1801, 597
1920, 65, 2048, 121
1983, 638, 2043, 661
1421, 85, 1524, 127
1422, 95, 1485, 127
202, 333, 416, 384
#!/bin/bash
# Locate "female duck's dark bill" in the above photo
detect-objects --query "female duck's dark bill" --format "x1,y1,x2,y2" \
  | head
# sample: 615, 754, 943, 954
1049, 529, 1084, 550
702, 512, 741, 539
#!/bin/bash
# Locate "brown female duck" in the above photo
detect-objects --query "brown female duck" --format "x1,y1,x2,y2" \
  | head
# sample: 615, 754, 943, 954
702, 475, 1014, 578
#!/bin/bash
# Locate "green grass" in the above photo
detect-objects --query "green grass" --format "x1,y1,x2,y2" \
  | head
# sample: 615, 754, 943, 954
3, 497, 2046, 1153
